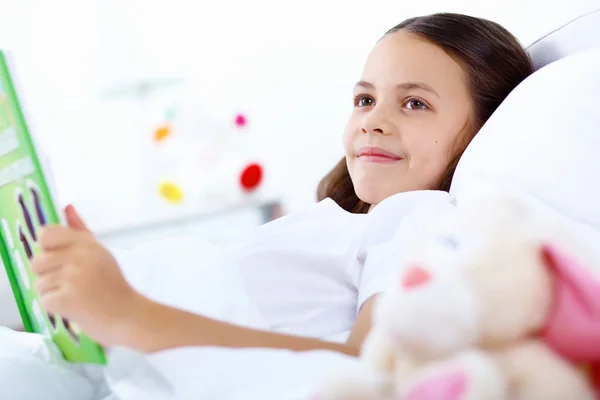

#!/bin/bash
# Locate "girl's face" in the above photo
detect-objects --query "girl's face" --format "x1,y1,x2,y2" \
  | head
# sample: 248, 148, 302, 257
343, 30, 474, 206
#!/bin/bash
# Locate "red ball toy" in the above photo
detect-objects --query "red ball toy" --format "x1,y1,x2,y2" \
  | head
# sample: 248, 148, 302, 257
239, 163, 263, 191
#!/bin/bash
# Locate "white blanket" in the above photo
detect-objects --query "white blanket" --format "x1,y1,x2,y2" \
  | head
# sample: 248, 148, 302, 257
0, 236, 360, 399
0, 328, 358, 400
106, 346, 357, 400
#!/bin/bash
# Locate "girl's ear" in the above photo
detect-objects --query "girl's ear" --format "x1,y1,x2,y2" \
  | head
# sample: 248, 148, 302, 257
539, 243, 600, 362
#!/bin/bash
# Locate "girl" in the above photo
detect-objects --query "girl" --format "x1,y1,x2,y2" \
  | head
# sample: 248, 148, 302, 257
29, 13, 533, 359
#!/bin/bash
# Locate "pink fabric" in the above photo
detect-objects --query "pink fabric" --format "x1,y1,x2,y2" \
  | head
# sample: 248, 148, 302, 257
540, 244, 600, 363
592, 365, 600, 396
403, 370, 467, 400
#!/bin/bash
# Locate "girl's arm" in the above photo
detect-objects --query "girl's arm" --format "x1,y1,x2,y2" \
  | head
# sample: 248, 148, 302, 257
33, 205, 378, 357
122, 293, 378, 356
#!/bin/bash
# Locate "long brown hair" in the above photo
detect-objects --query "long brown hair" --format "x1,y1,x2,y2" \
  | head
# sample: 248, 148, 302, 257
317, 13, 533, 213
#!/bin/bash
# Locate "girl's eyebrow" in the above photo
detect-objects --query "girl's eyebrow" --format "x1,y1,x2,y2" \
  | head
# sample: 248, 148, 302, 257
354, 80, 441, 99
354, 81, 375, 90
396, 82, 441, 99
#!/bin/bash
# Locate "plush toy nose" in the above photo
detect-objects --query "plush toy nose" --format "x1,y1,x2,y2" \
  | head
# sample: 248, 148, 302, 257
402, 266, 432, 289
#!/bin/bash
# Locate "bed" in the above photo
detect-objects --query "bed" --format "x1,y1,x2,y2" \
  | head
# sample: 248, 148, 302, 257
1, 7, 600, 400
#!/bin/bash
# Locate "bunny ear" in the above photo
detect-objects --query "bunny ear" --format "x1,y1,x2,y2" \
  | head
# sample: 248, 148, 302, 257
540, 243, 600, 363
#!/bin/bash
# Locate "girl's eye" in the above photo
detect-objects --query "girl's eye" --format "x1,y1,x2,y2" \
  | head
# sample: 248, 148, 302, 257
354, 95, 374, 108
405, 98, 428, 110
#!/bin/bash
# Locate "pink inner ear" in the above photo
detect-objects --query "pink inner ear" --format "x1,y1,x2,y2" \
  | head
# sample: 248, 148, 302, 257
540, 243, 600, 362
403, 369, 467, 400
401, 266, 432, 289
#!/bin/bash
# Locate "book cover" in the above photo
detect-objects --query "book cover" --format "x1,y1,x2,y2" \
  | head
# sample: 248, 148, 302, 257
0, 50, 106, 365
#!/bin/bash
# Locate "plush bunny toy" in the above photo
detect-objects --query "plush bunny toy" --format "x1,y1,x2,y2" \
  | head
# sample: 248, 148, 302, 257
314, 196, 600, 400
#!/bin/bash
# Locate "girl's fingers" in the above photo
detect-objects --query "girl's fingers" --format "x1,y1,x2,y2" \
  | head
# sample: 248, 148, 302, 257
39, 287, 67, 316
64, 205, 91, 232
35, 272, 62, 297
38, 226, 83, 250
31, 250, 68, 276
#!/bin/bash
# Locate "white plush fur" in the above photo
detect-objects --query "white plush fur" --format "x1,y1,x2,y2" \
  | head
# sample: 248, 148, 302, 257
313, 196, 596, 400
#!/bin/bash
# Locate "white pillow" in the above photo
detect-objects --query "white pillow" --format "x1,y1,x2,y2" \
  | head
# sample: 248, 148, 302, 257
450, 49, 600, 235
527, 8, 600, 71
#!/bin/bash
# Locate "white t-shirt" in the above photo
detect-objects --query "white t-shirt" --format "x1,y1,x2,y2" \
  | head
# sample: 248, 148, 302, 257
113, 190, 454, 343
228, 190, 454, 341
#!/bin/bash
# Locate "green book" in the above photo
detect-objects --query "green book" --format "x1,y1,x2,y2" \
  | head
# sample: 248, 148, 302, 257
0, 50, 106, 365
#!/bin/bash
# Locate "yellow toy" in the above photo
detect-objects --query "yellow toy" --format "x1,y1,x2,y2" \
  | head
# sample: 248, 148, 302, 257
152, 108, 264, 206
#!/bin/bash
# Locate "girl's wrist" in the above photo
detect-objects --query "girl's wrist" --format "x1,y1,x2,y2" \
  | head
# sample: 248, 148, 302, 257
118, 294, 214, 353
116, 290, 157, 351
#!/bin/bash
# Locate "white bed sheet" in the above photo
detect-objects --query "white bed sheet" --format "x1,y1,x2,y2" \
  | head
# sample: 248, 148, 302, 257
0, 235, 360, 399
0, 326, 359, 400
105, 346, 358, 400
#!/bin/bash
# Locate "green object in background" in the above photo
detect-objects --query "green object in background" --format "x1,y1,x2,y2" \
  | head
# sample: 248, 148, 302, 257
164, 105, 177, 122
0, 50, 106, 365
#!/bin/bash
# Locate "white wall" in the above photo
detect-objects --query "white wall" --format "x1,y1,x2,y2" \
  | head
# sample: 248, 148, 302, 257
1, 0, 599, 222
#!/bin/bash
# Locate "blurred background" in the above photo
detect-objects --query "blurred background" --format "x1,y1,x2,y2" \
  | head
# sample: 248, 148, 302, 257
0, 0, 598, 326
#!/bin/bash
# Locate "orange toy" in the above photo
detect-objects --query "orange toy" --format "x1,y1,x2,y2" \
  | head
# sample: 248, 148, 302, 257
154, 124, 172, 142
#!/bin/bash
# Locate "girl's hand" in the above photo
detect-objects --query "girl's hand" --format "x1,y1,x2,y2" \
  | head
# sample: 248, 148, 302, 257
31, 205, 139, 347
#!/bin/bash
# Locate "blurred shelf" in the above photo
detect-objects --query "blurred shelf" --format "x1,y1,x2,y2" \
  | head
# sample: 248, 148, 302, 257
94, 196, 282, 241
99, 77, 185, 100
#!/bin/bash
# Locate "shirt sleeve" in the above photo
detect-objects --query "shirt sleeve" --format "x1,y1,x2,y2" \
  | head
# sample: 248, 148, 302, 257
357, 191, 455, 310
